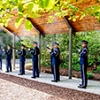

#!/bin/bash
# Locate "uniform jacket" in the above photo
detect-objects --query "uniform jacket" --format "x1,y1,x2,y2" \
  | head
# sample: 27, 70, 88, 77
0, 48, 2, 59
17, 49, 26, 62
79, 46, 88, 65
29, 46, 40, 61
50, 48, 60, 66
5, 49, 12, 60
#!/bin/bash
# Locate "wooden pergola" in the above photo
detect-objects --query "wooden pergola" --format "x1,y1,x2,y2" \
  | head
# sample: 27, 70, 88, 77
0, 0, 100, 79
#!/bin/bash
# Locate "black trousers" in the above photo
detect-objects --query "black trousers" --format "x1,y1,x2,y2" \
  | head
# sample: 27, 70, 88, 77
6, 60, 12, 72
32, 60, 39, 77
80, 64, 87, 87
0, 59, 2, 69
52, 63, 60, 81
19, 61, 25, 74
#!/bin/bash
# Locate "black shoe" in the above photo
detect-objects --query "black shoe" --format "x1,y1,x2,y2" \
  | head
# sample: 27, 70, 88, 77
78, 85, 86, 89
5, 71, 9, 73
79, 84, 82, 86
36, 76, 39, 78
18, 73, 23, 75
51, 80, 58, 82
31, 76, 36, 78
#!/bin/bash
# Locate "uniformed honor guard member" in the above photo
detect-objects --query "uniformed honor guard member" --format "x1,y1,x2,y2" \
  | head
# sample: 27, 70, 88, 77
17, 44, 26, 75
5, 44, 12, 72
50, 46, 53, 74
28, 42, 40, 78
78, 40, 88, 88
0, 45, 3, 70
50, 42, 60, 82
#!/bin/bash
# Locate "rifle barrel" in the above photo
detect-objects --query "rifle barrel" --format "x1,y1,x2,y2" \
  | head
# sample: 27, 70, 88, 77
45, 46, 51, 50
76, 46, 80, 49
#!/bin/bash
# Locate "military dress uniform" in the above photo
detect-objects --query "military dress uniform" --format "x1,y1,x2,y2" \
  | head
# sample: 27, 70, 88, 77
29, 44, 40, 78
50, 45, 60, 82
0, 45, 2, 70
56, 47, 60, 81
5, 45, 12, 72
50, 48, 53, 74
17, 45, 26, 75
78, 40, 88, 88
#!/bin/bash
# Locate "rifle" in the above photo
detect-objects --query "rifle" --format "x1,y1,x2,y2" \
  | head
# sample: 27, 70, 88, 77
11, 46, 18, 50
76, 45, 80, 49
19, 39, 32, 49
25, 46, 32, 49
45, 46, 51, 50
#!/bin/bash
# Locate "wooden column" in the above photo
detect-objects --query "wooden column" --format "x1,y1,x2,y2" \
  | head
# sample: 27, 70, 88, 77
12, 34, 16, 70
64, 17, 73, 79
68, 28, 72, 79
38, 32, 41, 73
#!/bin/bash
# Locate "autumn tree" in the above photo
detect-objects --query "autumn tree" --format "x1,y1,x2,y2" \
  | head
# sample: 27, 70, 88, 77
0, 0, 100, 30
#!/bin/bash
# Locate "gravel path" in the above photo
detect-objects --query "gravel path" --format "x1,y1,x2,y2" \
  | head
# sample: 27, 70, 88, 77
0, 78, 64, 100
0, 72, 100, 100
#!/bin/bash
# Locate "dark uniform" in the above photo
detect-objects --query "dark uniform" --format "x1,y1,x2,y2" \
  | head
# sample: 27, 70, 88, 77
17, 44, 26, 75
50, 48, 53, 74
78, 40, 88, 88
50, 42, 60, 82
0, 45, 2, 70
56, 47, 60, 81
5, 45, 12, 72
29, 42, 40, 78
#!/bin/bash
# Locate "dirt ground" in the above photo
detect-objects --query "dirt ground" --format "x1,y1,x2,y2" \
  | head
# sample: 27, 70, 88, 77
0, 78, 63, 100
0, 72, 100, 100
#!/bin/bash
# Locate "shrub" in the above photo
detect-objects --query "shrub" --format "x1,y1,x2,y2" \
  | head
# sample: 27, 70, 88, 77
96, 65, 100, 73
72, 53, 80, 71
87, 71, 94, 79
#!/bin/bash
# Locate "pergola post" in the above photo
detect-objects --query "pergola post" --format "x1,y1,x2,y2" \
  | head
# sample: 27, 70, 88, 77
64, 17, 73, 79
38, 32, 41, 73
69, 28, 72, 79
12, 34, 16, 70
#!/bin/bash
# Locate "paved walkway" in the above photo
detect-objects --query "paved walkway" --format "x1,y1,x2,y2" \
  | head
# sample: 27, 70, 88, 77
0, 64, 100, 95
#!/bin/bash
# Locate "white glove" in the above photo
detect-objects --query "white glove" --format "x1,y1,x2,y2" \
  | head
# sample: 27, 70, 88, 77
78, 49, 81, 52
16, 50, 18, 52
28, 48, 30, 51
2, 49, 5, 51
48, 49, 51, 52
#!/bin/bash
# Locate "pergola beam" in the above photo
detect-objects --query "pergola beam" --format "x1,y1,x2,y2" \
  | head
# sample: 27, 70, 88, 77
27, 18, 45, 37
64, 17, 73, 79
4, 26, 21, 39
0, 26, 13, 36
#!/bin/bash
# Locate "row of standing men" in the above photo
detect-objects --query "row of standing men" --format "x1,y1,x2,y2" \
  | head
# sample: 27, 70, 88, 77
0, 42, 60, 82
0, 40, 88, 88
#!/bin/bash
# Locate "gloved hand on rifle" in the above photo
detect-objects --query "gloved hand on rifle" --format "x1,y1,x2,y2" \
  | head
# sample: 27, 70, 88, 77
45, 46, 51, 52
78, 49, 81, 52
28, 48, 31, 51
16, 50, 19, 52
2, 49, 5, 52
76, 46, 81, 52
